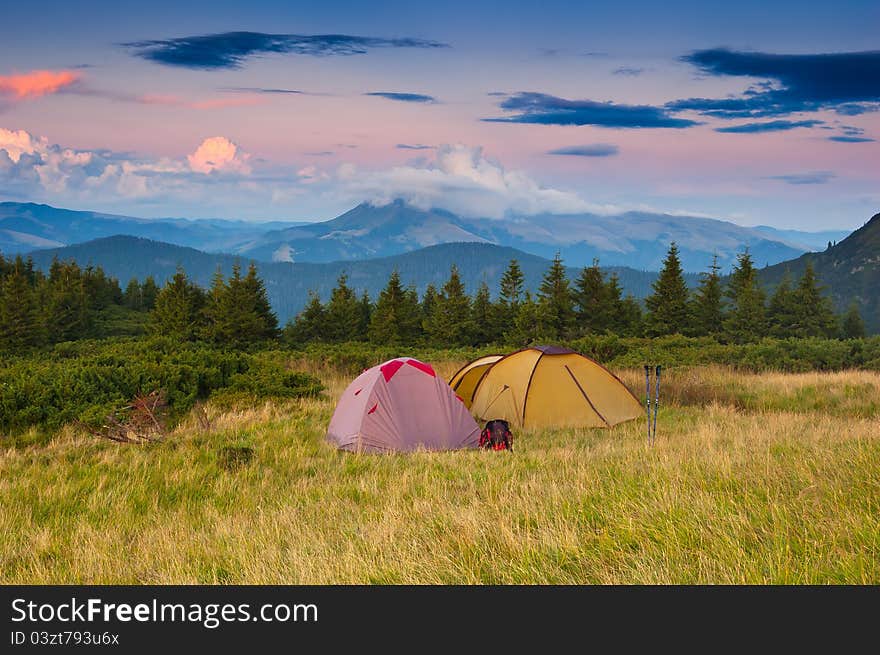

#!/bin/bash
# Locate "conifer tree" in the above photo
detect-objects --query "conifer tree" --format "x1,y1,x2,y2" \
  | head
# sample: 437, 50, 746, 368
244, 262, 278, 339
420, 283, 439, 333
509, 291, 540, 345
617, 294, 644, 337
766, 272, 798, 338
791, 262, 837, 338
141, 276, 159, 310
499, 259, 525, 312
688, 255, 724, 337
45, 260, 92, 342
124, 278, 142, 310
0, 256, 44, 351
427, 265, 472, 346
644, 243, 690, 336
724, 250, 766, 343
149, 268, 205, 341
284, 291, 327, 344
368, 271, 408, 344
841, 302, 866, 339
356, 291, 372, 340
470, 280, 498, 345
324, 273, 361, 342
574, 259, 612, 334
536, 253, 574, 340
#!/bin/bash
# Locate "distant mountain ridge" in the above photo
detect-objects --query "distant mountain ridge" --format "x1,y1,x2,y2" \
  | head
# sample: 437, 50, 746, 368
1, 200, 853, 274
26, 236, 695, 323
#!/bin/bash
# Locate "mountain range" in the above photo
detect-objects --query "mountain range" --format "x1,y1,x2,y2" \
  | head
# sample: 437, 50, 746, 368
759, 212, 880, 332
27, 237, 695, 324
1, 200, 850, 273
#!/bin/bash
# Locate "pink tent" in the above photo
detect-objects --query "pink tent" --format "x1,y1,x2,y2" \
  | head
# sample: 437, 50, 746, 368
327, 358, 481, 453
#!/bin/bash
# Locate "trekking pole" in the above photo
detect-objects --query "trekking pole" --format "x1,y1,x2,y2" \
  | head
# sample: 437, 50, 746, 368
652, 365, 662, 444
644, 365, 651, 444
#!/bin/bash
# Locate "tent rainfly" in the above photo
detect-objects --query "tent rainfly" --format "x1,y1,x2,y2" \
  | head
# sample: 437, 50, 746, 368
450, 345, 642, 429
327, 357, 480, 453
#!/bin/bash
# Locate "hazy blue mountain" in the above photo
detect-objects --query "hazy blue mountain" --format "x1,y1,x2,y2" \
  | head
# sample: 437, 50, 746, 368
752, 225, 851, 252
0, 202, 304, 255
234, 199, 823, 272
27, 237, 694, 323
760, 212, 880, 333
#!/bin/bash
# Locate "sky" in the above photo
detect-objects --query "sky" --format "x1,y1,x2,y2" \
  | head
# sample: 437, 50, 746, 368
0, 0, 878, 230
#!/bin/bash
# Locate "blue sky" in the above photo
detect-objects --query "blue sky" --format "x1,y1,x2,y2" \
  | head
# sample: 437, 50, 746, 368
0, 0, 878, 229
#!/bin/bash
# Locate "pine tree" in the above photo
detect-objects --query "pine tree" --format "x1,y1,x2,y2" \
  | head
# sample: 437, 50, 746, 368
617, 294, 644, 337
766, 272, 798, 338
149, 268, 205, 340
688, 255, 724, 337
45, 259, 92, 342
356, 291, 372, 340
509, 291, 540, 346
0, 256, 44, 351
724, 250, 766, 343
324, 273, 361, 342
470, 280, 499, 345
499, 259, 525, 312
536, 253, 574, 340
284, 292, 327, 344
123, 278, 143, 310
574, 259, 613, 334
141, 276, 159, 310
841, 302, 866, 339
421, 283, 439, 333
244, 262, 278, 339
427, 265, 472, 346
792, 262, 837, 338
645, 243, 690, 336
400, 285, 423, 343
368, 271, 407, 344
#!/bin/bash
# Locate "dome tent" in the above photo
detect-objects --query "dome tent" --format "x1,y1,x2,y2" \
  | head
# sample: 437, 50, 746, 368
448, 354, 503, 408
327, 357, 480, 453
452, 346, 642, 429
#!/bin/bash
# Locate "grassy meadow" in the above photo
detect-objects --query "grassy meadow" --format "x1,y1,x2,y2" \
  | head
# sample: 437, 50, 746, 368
1, 357, 878, 584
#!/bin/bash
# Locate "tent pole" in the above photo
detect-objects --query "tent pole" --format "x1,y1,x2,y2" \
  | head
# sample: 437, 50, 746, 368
644, 365, 651, 444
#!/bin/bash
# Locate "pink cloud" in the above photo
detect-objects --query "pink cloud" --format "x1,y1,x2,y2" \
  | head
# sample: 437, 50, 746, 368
187, 136, 251, 174
0, 70, 81, 99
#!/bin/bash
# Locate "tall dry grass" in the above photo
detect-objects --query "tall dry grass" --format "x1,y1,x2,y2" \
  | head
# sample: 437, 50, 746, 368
0, 364, 878, 584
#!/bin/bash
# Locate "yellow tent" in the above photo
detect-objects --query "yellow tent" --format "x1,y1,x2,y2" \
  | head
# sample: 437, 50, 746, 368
451, 345, 642, 429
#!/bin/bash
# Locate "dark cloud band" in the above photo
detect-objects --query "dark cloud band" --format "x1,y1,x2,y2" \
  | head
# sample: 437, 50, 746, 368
364, 92, 438, 103
122, 31, 449, 70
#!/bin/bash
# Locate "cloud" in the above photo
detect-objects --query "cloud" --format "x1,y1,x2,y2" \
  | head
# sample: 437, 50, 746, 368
364, 92, 437, 103
336, 143, 612, 218
485, 92, 700, 128
187, 136, 251, 174
766, 171, 835, 185
220, 86, 307, 95
612, 67, 645, 76
715, 119, 823, 133
670, 48, 880, 118
547, 144, 619, 157
828, 135, 875, 143
122, 31, 448, 70
396, 143, 433, 150
0, 70, 81, 99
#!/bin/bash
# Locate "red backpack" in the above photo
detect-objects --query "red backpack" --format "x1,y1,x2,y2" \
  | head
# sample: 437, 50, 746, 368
479, 419, 513, 451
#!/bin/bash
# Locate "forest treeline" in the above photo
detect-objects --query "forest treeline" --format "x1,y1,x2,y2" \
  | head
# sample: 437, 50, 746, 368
0, 242, 868, 353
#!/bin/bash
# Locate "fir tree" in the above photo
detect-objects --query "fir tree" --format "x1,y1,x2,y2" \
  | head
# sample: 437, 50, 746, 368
123, 278, 143, 310
284, 292, 327, 344
792, 262, 837, 338
324, 273, 361, 342
724, 250, 766, 343
368, 271, 408, 344
499, 259, 525, 312
45, 259, 92, 342
509, 291, 540, 346
149, 268, 205, 340
841, 302, 866, 339
645, 243, 690, 336
617, 294, 644, 337
536, 253, 574, 340
427, 265, 472, 346
356, 291, 372, 340
688, 255, 724, 337
244, 262, 278, 339
420, 283, 439, 333
470, 280, 499, 345
141, 276, 159, 310
574, 259, 612, 334
766, 272, 798, 338
0, 256, 44, 351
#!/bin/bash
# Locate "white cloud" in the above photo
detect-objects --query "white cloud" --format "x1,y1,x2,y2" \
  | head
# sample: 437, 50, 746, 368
335, 143, 610, 218
187, 136, 251, 174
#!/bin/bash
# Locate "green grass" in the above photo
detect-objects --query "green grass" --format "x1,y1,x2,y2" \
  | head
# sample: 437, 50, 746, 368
0, 361, 878, 584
